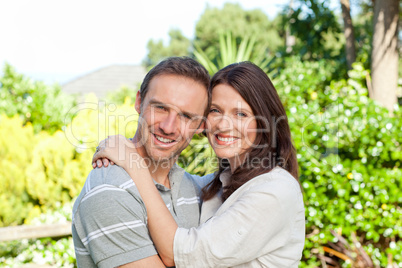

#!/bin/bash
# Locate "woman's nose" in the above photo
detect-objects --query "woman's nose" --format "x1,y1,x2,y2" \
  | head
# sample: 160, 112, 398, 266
213, 115, 233, 132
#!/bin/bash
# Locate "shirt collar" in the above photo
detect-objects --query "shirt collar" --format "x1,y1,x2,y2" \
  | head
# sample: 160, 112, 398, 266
219, 168, 231, 188
153, 163, 184, 191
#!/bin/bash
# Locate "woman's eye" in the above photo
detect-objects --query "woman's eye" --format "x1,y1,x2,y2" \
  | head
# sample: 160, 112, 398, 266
209, 108, 219, 113
237, 112, 247, 117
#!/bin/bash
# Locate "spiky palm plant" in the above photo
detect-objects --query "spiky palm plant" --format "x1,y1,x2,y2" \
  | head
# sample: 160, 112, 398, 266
194, 32, 273, 75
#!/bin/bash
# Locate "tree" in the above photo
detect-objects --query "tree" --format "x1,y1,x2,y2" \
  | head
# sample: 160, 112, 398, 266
143, 29, 191, 68
370, 0, 399, 112
340, 0, 356, 70
194, 3, 281, 61
0, 63, 76, 133
286, 0, 343, 60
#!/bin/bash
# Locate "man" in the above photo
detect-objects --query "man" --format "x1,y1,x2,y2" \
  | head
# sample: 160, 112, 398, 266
72, 57, 212, 267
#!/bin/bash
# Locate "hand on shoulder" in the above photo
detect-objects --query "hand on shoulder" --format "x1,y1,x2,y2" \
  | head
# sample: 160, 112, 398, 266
92, 135, 143, 171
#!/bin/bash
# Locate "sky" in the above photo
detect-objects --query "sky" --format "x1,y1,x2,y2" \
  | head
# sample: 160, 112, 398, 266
0, 0, 291, 85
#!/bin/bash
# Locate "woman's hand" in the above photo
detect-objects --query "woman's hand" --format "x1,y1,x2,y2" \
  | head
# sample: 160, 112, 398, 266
92, 158, 114, 169
92, 137, 115, 168
92, 135, 141, 171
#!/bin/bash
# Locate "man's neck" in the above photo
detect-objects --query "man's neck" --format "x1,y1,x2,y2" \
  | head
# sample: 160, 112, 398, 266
131, 134, 175, 188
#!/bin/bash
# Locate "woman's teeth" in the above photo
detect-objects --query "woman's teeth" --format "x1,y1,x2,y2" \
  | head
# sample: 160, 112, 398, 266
217, 136, 237, 142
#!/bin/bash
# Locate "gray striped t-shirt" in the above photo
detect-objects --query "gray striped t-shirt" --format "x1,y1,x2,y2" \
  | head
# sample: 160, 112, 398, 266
72, 164, 212, 268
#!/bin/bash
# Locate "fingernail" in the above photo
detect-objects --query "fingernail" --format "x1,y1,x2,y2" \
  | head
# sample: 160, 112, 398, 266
97, 159, 102, 167
103, 159, 108, 166
92, 163, 96, 168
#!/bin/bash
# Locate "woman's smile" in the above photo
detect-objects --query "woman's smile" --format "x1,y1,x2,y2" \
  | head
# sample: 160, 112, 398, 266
214, 133, 240, 145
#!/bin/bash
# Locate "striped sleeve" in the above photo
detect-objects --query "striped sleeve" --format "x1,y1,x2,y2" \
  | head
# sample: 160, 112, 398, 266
72, 167, 158, 268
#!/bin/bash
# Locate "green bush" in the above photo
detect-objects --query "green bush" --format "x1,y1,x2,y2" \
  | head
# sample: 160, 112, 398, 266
106, 86, 138, 105
273, 58, 401, 267
0, 115, 39, 226
0, 63, 76, 133
0, 94, 138, 226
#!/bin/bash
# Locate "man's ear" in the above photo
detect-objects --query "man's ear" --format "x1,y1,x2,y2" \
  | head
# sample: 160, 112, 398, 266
195, 121, 205, 134
135, 91, 141, 114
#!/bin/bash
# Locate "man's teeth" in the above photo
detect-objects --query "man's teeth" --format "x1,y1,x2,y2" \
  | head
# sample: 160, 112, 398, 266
155, 135, 174, 143
217, 136, 237, 142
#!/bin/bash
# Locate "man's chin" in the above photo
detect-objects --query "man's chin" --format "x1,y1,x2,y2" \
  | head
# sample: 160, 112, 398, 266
145, 142, 188, 164
147, 150, 179, 163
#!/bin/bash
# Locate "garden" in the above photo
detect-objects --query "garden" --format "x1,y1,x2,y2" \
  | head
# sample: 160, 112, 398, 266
0, 1, 401, 267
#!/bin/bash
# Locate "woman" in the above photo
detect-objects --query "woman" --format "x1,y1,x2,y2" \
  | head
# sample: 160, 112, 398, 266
94, 62, 305, 267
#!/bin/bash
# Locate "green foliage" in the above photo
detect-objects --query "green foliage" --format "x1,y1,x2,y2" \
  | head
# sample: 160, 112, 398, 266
0, 94, 138, 226
195, 3, 281, 61
0, 115, 39, 226
143, 29, 191, 68
178, 135, 217, 176
106, 86, 138, 105
283, 0, 343, 61
0, 63, 76, 133
194, 32, 274, 75
272, 57, 401, 267
353, 10, 373, 68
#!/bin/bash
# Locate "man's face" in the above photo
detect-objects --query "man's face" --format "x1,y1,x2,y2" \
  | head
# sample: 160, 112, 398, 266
135, 74, 208, 162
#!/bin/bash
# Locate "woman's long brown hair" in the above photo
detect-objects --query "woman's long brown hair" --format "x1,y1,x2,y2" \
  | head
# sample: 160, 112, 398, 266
202, 62, 299, 201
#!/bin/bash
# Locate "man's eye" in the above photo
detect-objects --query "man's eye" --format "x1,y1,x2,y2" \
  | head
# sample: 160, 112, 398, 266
181, 113, 192, 120
155, 105, 167, 111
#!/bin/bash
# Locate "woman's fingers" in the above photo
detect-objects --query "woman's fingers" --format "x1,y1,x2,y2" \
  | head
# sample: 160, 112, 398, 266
92, 135, 136, 169
97, 159, 102, 168
103, 158, 110, 167
92, 159, 108, 168
92, 155, 112, 169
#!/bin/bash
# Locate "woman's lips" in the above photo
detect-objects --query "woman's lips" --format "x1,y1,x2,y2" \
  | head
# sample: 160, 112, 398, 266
214, 134, 239, 145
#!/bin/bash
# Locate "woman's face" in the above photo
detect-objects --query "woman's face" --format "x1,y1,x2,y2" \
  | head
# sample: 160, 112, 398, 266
207, 84, 257, 166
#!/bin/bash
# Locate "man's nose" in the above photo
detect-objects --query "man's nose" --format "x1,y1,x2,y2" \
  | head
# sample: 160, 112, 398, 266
159, 112, 178, 135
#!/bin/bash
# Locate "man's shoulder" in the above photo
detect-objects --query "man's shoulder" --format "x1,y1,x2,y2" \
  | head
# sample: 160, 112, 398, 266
72, 166, 157, 268
73, 165, 139, 215
87, 165, 133, 188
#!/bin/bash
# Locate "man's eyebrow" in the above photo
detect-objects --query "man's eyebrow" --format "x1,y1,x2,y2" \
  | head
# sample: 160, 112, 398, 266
148, 98, 164, 105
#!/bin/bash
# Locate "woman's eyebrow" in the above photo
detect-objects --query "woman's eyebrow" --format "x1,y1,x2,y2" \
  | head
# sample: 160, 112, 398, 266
210, 103, 222, 109
211, 103, 253, 114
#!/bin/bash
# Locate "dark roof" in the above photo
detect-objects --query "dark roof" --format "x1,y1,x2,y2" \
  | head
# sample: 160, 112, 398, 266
61, 65, 146, 98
